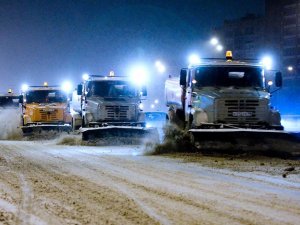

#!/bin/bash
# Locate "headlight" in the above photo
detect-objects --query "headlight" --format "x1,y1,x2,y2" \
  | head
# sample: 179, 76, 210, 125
193, 109, 208, 126
86, 113, 94, 122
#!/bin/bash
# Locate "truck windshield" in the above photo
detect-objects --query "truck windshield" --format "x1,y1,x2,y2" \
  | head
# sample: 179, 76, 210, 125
194, 66, 264, 88
26, 90, 67, 103
88, 81, 137, 97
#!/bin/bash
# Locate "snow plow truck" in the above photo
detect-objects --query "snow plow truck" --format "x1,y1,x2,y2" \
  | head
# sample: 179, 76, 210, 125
72, 72, 158, 143
165, 51, 300, 154
20, 82, 72, 135
0, 89, 20, 109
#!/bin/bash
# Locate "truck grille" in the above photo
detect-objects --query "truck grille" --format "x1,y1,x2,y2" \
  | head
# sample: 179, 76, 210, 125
105, 106, 130, 120
39, 110, 59, 121
217, 99, 265, 124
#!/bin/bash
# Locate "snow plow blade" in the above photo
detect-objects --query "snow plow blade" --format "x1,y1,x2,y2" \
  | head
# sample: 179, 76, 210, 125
190, 129, 300, 156
80, 126, 159, 145
21, 124, 72, 136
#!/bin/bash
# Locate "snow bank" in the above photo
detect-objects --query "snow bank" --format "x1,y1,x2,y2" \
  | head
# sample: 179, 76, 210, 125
281, 116, 300, 132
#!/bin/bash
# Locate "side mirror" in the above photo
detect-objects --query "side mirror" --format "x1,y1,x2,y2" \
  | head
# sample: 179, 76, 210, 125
19, 95, 23, 104
275, 72, 282, 87
141, 86, 147, 96
180, 69, 187, 86
77, 84, 83, 95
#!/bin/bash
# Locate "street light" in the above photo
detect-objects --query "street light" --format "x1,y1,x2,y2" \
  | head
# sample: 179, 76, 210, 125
155, 60, 166, 74
261, 56, 272, 70
154, 99, 159, 104
82, 73, 89, 81
62, 81, 72, 93
287, 66, 293, 71
216, 44, 223, 52
188, 54, 201, 66
210, 37, 218, 46
21, 84, 29, 92
129, 64, 149, 86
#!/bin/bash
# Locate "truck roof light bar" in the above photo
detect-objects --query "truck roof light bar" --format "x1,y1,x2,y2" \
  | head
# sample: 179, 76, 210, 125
28, 85, 61, 88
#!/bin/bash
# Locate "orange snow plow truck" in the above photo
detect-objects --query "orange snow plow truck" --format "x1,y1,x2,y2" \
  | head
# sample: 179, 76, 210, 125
20, 83, 72, 135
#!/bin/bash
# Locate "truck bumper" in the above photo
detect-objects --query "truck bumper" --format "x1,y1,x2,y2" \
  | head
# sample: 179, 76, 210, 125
189, 128, 300, 156
80, 126, 158, 142
21, 124, 72, 134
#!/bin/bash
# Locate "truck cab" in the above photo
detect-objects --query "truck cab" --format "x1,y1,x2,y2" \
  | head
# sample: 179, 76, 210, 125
165, 51, 283, 130
20, 83, 72, 133
74, 74, 147, 129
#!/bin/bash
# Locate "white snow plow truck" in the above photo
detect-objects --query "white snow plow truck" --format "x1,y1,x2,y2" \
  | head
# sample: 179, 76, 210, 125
165, 51, 300, 154
72, 73, 158, 143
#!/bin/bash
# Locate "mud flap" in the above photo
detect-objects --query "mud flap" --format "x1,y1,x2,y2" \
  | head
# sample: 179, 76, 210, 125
190, 129, 300, 157
80, 126, 159, 145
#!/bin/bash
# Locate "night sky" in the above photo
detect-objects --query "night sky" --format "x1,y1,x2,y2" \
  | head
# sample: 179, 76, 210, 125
0, 0, 264, 92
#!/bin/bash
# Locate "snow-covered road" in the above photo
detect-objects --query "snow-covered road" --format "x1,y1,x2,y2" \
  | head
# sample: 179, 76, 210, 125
0, 140, 300, 225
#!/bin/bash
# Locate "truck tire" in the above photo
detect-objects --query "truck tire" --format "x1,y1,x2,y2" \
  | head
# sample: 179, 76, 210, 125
168, 107, 185, 128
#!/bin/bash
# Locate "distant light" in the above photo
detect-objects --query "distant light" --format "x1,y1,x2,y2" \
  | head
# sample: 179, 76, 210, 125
188, 54, 201, 66
268, 80, 273, 86
43, 81, 48, 86
109, 71, 115, 76
139, 103, 144, 110
151, 104, 155, 109
129, 65, 149, 86
62, 81, 72, 93
216, 45, 223, 52
154, 99, 159, 104
155, 61, 166, 74
155, 61, 161, 67
21, 84, 29, 92
192, 79, 197, 84
261, 56, 272, 70
288, 66, 293, 71
8, 88, 12, 94
210, 37, 218, 46
82, 73, 89, 81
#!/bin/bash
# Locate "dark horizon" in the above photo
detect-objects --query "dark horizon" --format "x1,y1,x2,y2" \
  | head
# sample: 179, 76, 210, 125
0, 0, 264, 92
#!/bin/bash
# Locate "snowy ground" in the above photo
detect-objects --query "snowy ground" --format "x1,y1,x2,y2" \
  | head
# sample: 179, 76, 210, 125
0, 140, 300, 225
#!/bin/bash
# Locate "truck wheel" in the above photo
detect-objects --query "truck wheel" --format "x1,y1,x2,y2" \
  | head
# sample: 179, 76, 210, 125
175, 109, 185, 122
168, 108, 185, 128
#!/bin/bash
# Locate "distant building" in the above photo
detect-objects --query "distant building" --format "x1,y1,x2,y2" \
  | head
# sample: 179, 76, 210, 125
214, 1, 300, 114
216, 0, 300, 78
281, 0, 299, 79
265, 0, 300, 114
214, 14, 265, 59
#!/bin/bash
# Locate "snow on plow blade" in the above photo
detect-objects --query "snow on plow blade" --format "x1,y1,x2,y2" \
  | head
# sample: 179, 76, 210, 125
21, 124, 72, 135
190, 129, 300, 156
80, 126, 159, 145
